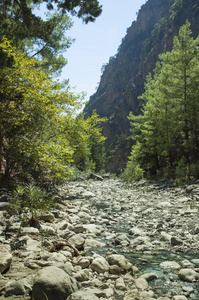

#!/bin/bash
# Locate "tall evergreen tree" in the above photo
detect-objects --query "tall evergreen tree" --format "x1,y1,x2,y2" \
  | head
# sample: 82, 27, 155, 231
126, 21, 199, 180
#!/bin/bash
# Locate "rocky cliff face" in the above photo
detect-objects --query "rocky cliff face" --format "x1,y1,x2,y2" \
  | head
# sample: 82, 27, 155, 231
84, 0, 199, 173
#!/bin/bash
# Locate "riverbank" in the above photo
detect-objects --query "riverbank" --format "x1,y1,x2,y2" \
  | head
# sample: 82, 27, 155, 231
0, 178, 199, 299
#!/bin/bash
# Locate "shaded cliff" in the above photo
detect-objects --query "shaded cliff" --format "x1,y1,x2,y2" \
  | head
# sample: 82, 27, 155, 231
84, 0, 199, 173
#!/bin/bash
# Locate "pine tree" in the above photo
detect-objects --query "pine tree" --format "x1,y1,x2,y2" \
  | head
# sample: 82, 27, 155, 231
126, 21, 199, 180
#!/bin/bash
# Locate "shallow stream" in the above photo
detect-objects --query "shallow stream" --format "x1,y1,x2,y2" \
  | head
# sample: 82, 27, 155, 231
89, 201, 199, 299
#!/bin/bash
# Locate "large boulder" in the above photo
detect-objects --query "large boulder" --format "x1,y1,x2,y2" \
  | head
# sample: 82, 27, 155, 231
90, 256, 109, 273
32, 266, 78, 300
178, 268, 199, 282
106, 254, 132, 273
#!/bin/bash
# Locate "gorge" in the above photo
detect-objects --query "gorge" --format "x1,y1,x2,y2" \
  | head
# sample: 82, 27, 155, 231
84, 0, 199, 173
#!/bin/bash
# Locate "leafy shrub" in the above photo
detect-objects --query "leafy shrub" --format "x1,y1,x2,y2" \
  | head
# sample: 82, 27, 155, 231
10, 184, 53, 222
175, 156, 188, 185
190, 161, 199, 179
121, 142, 144, 182
121, 160, 144, 182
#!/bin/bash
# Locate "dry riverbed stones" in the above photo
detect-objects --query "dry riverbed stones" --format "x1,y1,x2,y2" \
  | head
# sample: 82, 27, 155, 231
0, 178, 198, 299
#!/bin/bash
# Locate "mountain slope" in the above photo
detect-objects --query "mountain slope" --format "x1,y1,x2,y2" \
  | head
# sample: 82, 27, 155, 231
84, 0, 199, 173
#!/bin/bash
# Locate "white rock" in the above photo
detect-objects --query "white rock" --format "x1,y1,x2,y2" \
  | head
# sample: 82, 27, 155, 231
50, 252, 68, 263
106, 254, 132, 272
129, 227, 146, 236
74, 270, 89, 282
140, 290, 155, 298
32, 266, 78, 300
173, 296, 188, 300
160, 261, 181, 270
40, 224, 56, 235
21, 227, 40, 235
0, 245, 12, 273
77, 211, 91, 224
67, 290, 99, 300
26, 237, 42, 252
90, 256, 109, 273
134, 277, 149, 290
124, 289, 140, 300
4, 280, 26, 297
68, 234, 85, 250
115, 277, 127, 290
141, 273, 159, 281
76, 257, 92, 269
84, 238, 105, 250
57, 220, 69, 230
83, 224, 102, 235
160, 231, 172, 242
178, 268, 199, 282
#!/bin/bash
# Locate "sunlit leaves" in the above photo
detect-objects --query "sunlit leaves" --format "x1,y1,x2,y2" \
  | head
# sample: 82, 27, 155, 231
0, 38, 106, 182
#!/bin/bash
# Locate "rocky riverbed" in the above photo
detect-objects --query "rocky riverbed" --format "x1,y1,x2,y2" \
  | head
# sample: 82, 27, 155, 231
0, 177, 199, 300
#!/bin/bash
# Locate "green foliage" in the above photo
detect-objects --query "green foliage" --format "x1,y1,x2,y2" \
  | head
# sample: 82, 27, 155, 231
42, 0, 102, 24
65, 111, 106, 171
190, 161, 199, 179
0, 39, 106, 184
0, 2, 102, 82
120, 143, 144, 182
10, 184, 53, 219
0, 0, 102, 74
175, 157, 187, 185
123, 21, 199, 182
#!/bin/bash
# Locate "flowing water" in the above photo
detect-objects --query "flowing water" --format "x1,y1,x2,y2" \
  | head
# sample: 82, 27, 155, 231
88, 201, 199, 299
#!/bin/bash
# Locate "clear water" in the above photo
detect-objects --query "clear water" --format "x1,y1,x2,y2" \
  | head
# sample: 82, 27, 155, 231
88, 245, 199, 299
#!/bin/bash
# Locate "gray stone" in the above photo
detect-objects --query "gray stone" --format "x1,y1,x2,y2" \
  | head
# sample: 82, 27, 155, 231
186, 184, 199, 193
173, 296, 188, 300
84, 238, 105, 250
191, 259, 199, 267
141, 273, 159, 281
0, 202, 9, 211
40, 224, 56, 235
160, 231, 172, 242
160, 261, 181, 270
90, 256, 109, 273
178, 268, 199, 282
0, 245, 12, 273
76, 257, 92, 269
38, 213, 55, 222
182, 286, 194, 293
115, 277, 127, 290
74, 270, 89, 282
171, 236, 183, 246
106, 254, 132, 272
124, 289, 140, 300
32, 266, 78, 300
68, 234, 85, 250
134, 277, 149, 290
115, 234, 130, 246
129, 227, 146, 236
21, 227, 40, 235
4, 280, 26, 297
109, 264, 122, 274
73, 224, 87, 233
67, 290, 99, 300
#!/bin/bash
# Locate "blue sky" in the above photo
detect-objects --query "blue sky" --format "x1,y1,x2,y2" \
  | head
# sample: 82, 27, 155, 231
39, 0, 146, 101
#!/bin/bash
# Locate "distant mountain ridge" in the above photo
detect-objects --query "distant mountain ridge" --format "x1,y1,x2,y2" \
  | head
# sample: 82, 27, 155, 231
84, 0, 199, 173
